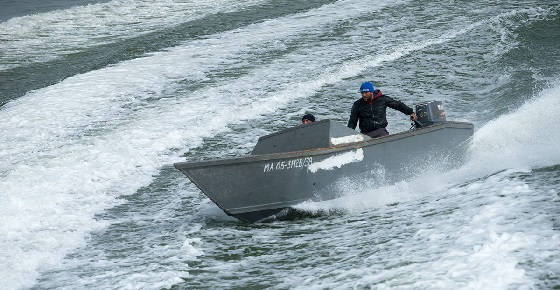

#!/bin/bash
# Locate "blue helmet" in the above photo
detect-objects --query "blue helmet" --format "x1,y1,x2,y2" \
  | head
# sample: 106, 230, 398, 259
359, 82, 374, 93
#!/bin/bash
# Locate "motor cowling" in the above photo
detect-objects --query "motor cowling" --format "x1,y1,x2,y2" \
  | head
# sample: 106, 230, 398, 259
415, 101, 446, 127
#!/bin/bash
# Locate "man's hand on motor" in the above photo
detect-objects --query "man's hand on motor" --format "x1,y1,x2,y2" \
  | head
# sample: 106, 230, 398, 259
410, 112, 417, 121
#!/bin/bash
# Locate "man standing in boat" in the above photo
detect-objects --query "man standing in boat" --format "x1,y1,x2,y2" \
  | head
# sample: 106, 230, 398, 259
347, 82, 417, 138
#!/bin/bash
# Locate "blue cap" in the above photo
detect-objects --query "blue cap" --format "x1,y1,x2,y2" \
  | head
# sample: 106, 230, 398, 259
359, 82, 374, 93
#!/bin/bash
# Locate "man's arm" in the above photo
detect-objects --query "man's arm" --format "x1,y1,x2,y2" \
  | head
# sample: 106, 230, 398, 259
385, 96, 414, 115
347, 103, 358, 130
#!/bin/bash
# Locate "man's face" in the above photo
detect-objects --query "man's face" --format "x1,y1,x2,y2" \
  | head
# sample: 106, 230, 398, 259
302, 119, 313, 125
361, 91, 373, 101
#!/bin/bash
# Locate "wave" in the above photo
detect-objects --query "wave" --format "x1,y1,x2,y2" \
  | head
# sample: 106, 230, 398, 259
0, 0, 266, 71
469, 80, 560, 171
1, 2, 558, 288
0, 1, 410, 288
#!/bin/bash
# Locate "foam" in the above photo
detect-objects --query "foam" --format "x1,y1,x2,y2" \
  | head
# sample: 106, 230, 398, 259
404, 172, 546, 289
486, 7, 555, 59
2, 3, 556, 289
0, 0, 266, 70
285, 169, 559, 289
469, 81, 560, 171
1, 1, 416, 288
1, 0, 407, 177
308, 149, 364, 173
330, 134, 365, 145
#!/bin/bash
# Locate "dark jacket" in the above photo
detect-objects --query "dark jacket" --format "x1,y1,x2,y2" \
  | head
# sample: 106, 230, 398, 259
347, 90, 413, 133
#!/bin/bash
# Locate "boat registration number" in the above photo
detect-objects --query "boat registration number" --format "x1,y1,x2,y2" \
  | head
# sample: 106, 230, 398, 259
263, 157, 313, 173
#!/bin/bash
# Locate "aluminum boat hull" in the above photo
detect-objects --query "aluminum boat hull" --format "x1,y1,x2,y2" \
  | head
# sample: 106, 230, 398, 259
174, 121, 473, 222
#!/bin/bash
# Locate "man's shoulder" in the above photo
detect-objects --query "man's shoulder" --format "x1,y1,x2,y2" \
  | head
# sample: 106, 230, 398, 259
353, 98, 364, 105
378, 94, 394, 101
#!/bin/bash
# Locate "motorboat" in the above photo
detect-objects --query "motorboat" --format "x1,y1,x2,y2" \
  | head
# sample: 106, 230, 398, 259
174, 101, 473, 222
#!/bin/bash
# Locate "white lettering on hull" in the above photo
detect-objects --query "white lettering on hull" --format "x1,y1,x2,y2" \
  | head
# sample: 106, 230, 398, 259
263, 157, 313, 173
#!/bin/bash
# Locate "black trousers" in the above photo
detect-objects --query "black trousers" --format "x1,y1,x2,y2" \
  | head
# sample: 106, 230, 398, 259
364, 128, 388, 138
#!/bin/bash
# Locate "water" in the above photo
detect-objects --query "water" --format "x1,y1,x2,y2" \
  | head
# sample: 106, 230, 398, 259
1, 0, 559, 289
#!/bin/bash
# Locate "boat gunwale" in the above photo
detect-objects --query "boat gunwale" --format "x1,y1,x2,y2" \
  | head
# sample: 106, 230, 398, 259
173, 121, 473, 170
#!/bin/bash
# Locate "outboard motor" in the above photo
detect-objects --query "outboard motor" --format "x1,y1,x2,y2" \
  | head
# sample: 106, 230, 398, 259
414, 100, 446, 128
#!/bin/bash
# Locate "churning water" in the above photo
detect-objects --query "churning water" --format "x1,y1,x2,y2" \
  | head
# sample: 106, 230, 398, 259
1, 0, 559, 289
